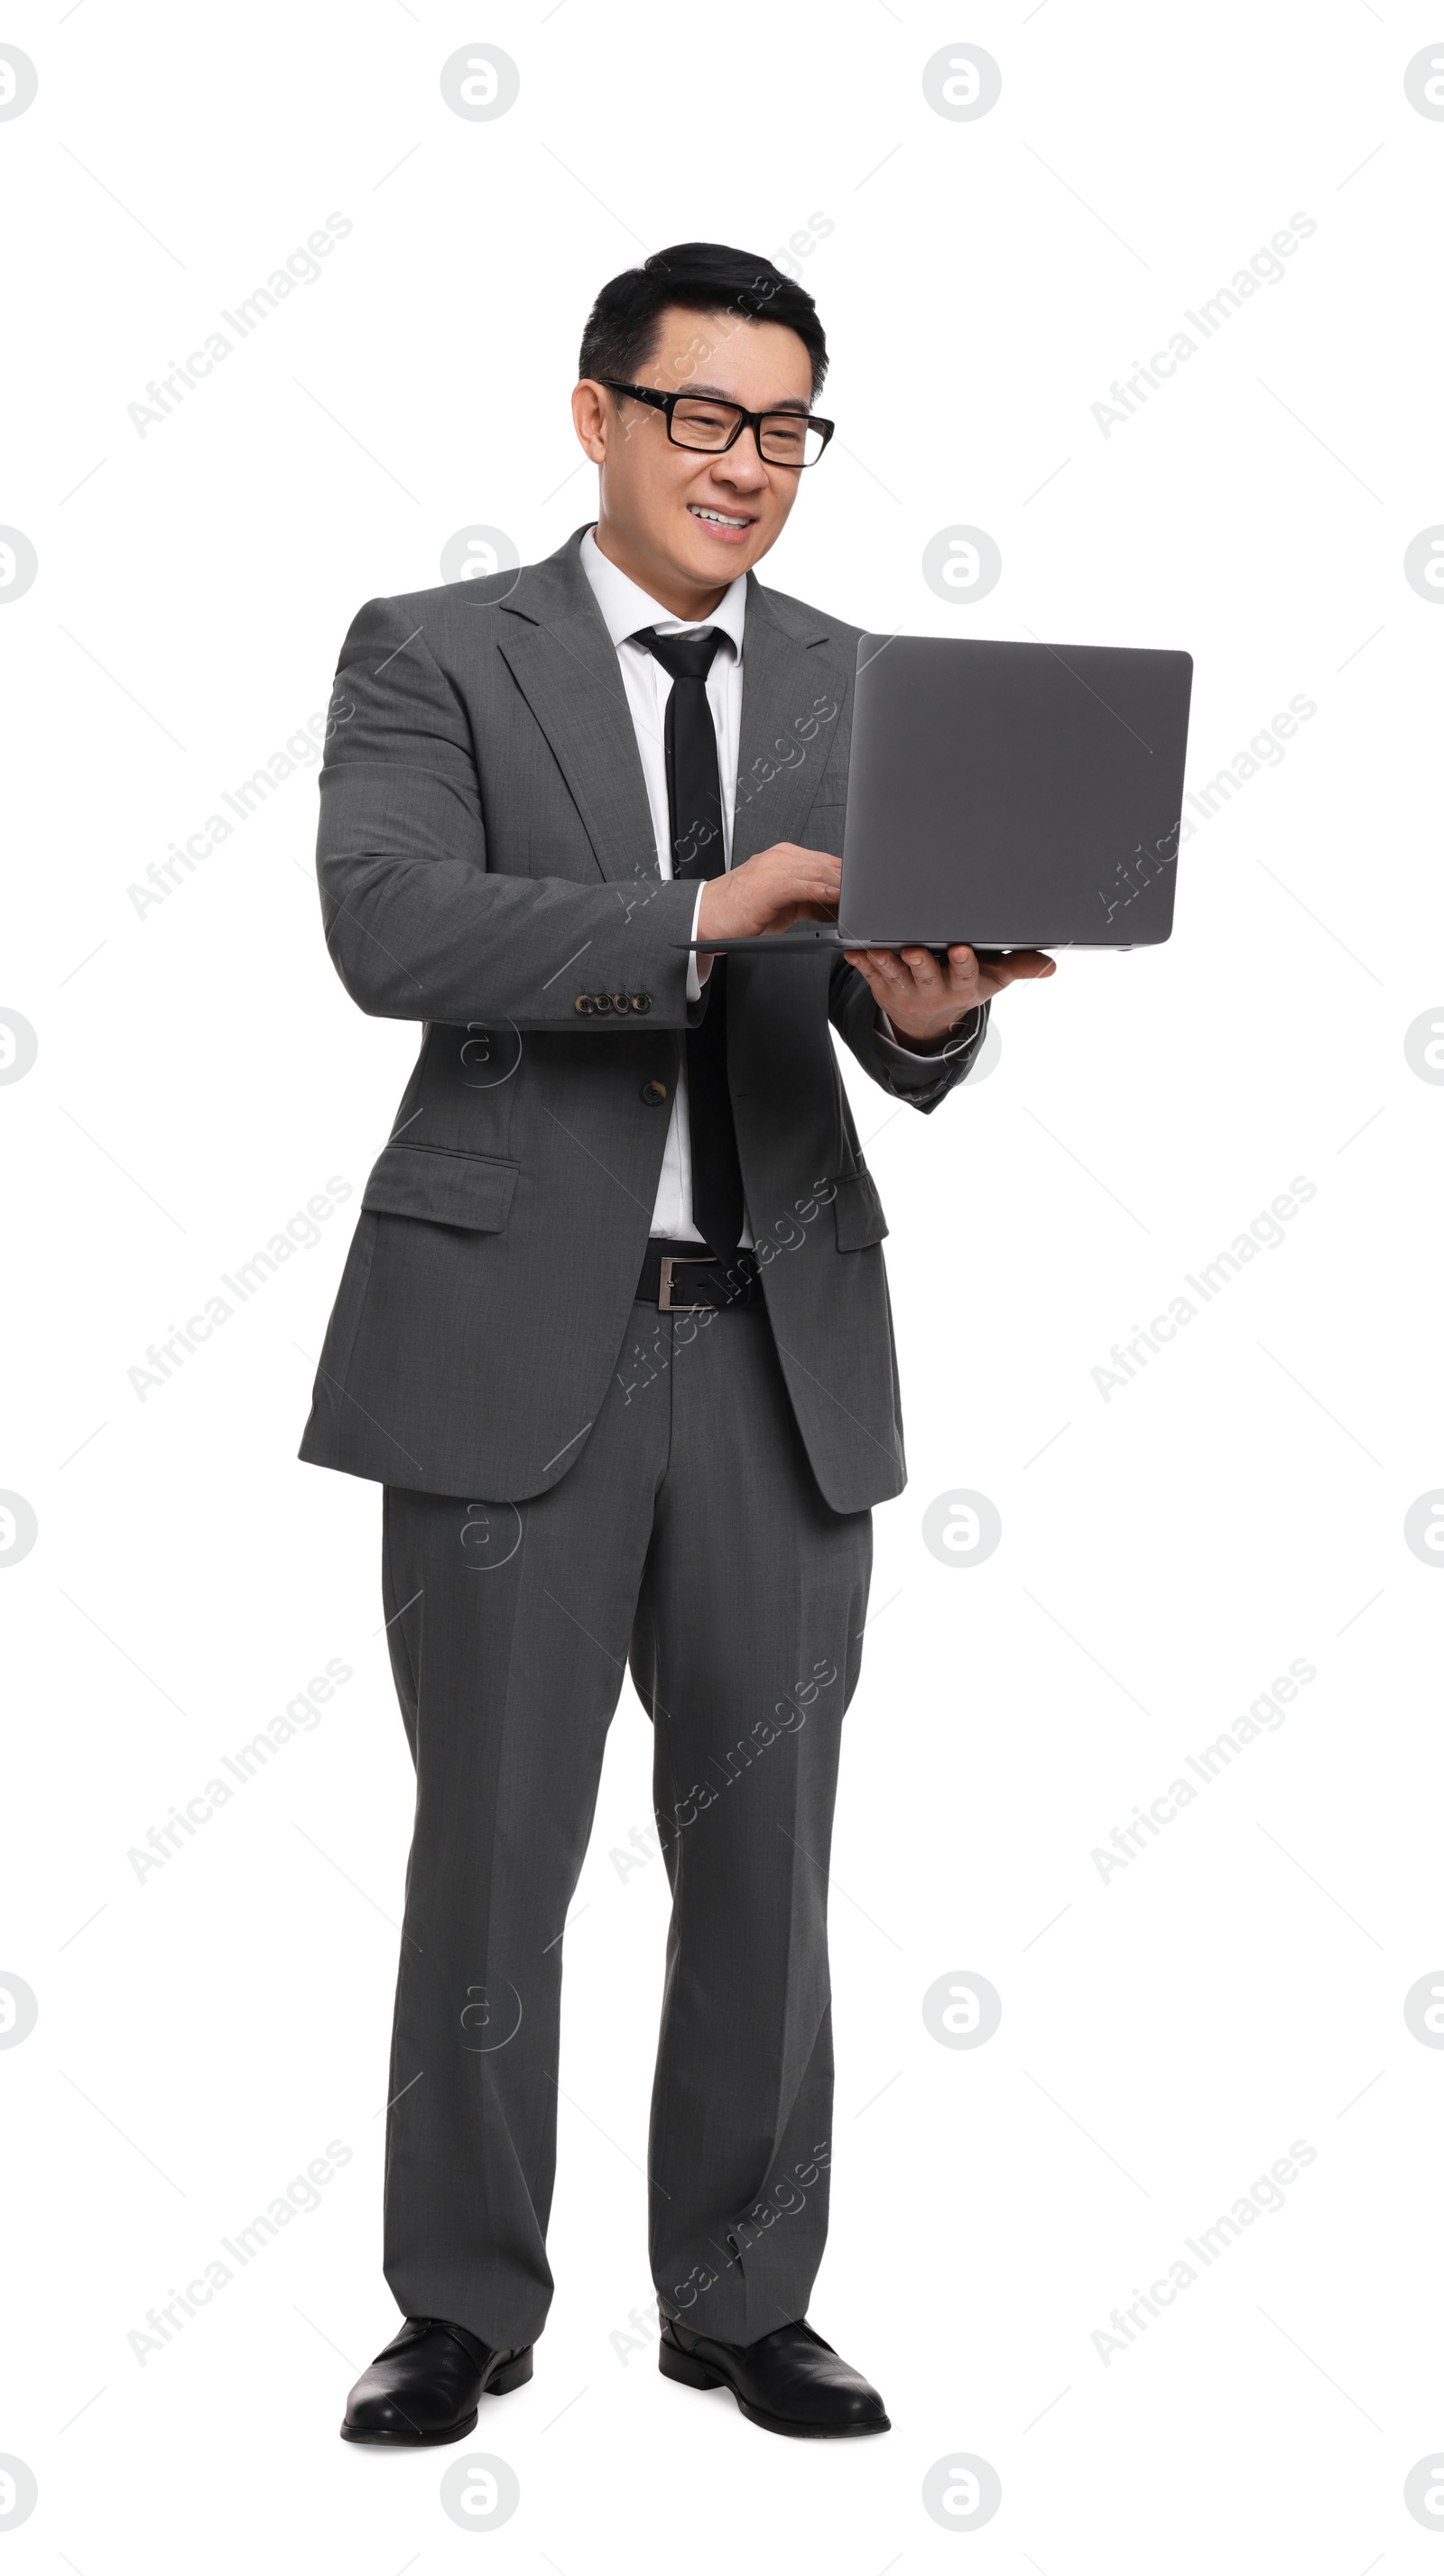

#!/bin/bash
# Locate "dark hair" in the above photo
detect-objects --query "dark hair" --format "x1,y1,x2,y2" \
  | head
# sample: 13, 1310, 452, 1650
578, 241, 828, 399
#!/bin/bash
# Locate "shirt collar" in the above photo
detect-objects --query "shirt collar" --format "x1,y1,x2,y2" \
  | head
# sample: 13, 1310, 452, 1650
580, 524, 746, 659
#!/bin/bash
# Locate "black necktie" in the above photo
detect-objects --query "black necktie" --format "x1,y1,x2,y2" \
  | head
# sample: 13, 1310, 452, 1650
634, 626, 745, 1269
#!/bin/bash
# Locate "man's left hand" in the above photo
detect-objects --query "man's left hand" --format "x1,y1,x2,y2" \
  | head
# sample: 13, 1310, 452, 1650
843, 942, 1057, 1050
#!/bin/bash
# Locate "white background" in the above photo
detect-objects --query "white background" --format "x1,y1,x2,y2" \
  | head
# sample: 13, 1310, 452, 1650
5, 2, 1443, 2566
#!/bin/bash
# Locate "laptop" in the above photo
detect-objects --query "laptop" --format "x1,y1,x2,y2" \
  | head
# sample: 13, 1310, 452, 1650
681, 633, 1193, 954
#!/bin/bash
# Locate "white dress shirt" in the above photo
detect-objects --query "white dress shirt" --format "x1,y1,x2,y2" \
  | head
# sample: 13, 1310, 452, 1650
580, 527, 745, 1241
579, 526, 969, 1244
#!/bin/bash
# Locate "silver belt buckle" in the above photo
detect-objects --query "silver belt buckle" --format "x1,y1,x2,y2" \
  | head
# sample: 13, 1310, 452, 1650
658, 1255, 715, 1312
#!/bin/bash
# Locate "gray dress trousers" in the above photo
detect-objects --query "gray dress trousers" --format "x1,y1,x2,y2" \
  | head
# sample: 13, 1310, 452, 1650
379, 1293, 872, 2350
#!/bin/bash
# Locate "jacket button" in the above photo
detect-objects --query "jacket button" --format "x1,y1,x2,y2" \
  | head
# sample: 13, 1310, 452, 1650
611, 992, 632, 1014
630, 992, 652, 1015
641, 1079, 668, 1105
574, 994, 595, 1015
593, 991, 613, 1014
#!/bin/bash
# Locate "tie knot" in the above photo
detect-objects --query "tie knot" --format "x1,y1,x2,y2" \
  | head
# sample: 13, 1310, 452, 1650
634, 625, 724, 685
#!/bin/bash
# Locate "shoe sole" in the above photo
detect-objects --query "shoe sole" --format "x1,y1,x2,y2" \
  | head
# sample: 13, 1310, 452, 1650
658, 2337, 890, 2440
340, 2348, 533, 2444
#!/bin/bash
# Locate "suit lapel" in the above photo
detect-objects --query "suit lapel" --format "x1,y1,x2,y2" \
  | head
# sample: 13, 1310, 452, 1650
732, 578, 852, 865
495, 539, 659, 885
727, 578, 856, 1082
494, 535, 854, 888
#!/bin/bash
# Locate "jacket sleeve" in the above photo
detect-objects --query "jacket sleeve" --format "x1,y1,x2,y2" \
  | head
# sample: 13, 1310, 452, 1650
314, 596, 700, 1028
827, 956, 990, 1114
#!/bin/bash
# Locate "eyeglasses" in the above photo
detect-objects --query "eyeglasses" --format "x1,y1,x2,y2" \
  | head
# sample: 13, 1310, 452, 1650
603, 381, 835, 469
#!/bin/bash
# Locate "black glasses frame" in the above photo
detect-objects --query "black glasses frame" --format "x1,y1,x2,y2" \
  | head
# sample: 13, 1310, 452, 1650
602, 380, 835, 468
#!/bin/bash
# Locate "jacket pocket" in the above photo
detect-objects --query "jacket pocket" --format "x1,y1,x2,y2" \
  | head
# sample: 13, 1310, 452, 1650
831, 1166, 889, 1251
806, 803, 847, 856
361, 1142, 519, 1232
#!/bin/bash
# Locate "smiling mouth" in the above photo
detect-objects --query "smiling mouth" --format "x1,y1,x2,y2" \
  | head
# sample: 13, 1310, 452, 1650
688, 505, 754, 532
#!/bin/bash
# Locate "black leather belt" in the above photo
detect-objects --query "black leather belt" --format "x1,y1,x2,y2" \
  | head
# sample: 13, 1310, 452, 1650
636, 1237, 763, 1311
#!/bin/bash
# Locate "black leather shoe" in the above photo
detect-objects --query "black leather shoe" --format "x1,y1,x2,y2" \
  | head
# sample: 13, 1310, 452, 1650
659, 2314, 889, 2438
340, 2317, 533, 2445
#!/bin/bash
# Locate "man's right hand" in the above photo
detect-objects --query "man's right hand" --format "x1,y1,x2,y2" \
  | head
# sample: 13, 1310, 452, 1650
695, 844, 841, 960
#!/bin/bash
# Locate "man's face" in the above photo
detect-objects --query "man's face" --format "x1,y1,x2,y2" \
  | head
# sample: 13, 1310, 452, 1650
573, 305, 817, 604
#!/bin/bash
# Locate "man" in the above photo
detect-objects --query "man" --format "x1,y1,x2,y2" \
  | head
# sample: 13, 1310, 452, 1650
302, 241, 1053, 2447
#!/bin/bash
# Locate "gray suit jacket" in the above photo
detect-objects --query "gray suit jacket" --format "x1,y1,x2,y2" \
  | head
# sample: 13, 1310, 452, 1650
298, 527, 988, 1512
